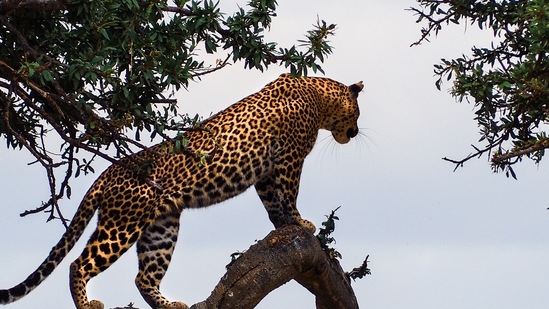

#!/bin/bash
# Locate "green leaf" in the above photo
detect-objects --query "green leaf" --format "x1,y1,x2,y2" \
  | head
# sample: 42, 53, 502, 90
499, 81, 512, 89
41, 70, 53, 82
99, 28, 109, 40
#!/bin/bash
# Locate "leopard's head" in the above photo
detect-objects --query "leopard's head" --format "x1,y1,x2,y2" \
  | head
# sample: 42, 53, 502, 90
323, 80, 364, 144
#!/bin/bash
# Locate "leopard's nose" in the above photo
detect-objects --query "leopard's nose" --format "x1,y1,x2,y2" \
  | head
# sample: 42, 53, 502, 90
346, 127, 358, 139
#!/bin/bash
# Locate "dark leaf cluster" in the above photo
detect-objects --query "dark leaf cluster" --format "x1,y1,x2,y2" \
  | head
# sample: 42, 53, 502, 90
316, 207, 371, 281
410, 0, 549, 176
346, 255, 371, 281
316, 206, 342, 260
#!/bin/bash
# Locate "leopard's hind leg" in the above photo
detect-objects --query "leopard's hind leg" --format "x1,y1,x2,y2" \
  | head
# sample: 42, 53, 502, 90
135, 212, 187, 309
69, 203, 155, 309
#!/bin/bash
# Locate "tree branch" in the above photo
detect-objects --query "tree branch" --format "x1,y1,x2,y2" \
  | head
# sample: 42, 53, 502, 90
442, 141, 500, 172
492, 138, 549, 164
191, 225, 359, 309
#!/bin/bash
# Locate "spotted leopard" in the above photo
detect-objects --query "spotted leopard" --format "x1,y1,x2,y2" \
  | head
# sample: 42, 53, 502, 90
0, 73, 364, 309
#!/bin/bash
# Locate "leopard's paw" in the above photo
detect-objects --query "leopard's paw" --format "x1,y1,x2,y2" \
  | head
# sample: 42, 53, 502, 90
167, 301, 189, 309
297, 218, 316, 234
87, 300, 104, 309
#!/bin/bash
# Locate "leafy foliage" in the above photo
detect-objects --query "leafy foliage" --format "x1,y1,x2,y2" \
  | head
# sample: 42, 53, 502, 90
410, 0, 549, 177
346, 255, 370, 281
316, 206, 342, 260
0, 0, 335, 223
316, 207, 371, 281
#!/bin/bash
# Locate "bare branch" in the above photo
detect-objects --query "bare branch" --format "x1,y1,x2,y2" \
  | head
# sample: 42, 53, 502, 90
407, 4, 453, 47
442, 142, 499, 172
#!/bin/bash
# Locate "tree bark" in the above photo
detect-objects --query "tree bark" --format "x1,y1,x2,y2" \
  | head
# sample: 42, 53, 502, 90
190, 225, 359, 309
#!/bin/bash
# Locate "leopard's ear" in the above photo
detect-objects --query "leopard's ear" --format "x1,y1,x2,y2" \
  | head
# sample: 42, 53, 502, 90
349, 81, 364, 97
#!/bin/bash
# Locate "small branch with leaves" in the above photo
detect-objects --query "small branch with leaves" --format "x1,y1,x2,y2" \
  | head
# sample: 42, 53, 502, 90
410, 0, 549, 176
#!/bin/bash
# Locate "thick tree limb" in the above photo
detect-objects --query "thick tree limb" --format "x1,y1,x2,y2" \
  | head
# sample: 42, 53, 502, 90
190, 225, 359, 309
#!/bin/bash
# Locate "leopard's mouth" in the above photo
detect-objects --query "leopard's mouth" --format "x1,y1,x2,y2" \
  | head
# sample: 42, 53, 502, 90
332, 125, 358, 144
332, 132, 350, 144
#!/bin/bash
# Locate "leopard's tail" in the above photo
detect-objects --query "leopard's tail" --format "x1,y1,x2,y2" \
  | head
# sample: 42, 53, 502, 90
0, 178, 104, 304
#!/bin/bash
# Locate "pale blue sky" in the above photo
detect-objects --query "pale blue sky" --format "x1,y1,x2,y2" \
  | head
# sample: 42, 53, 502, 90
1, 1, 548, 308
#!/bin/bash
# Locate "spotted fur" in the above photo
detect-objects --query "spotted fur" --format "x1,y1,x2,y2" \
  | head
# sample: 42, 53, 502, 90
0, 74, 363, 309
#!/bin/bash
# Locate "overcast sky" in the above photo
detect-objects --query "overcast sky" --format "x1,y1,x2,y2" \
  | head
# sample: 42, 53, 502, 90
2, 1, 549, 308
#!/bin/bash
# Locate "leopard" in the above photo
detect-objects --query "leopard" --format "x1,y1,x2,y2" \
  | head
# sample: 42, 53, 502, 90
0, 73, 364, 309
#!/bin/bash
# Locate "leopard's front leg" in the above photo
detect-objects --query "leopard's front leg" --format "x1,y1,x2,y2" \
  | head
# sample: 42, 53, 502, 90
254, 160, 316, 233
